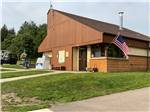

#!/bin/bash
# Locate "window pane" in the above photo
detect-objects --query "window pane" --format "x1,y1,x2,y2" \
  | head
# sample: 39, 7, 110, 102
108, 45, 124, 58
91, 46, 101, 57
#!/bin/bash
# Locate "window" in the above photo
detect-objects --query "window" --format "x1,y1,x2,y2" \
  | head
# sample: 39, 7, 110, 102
91, 45, 104, 57
107, 44, 124, 58
91, 44, 124, 58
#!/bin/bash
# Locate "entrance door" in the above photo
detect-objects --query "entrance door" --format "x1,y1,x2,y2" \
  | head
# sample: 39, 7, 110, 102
79, 47, 87, 71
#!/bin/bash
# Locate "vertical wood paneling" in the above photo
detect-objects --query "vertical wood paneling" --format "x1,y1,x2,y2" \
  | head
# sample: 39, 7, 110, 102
129, 56, 148, 71
48, 10, 102, 48
103, 34, 148, 49
107, 59, 129, 72
89, 58, 108, 72
39, 10, 102, 53
51, 46, 72, 71
89, 56, 150, 72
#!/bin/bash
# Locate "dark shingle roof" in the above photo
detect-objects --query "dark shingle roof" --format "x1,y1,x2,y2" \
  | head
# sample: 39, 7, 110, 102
50, 9, 150, 42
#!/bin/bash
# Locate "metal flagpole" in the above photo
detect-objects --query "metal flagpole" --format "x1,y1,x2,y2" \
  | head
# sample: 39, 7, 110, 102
105, 11, 124, 57
118, 12, 129, 59
118, 12, 124, 31
50, 1, 53, 10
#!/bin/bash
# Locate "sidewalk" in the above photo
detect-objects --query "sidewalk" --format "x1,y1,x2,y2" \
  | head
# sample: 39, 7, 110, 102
0, 70, 88, 83
30, 87, 150, 112
1, 67, 24, 71
0, 71, 66, 83
1, 67, 37, 73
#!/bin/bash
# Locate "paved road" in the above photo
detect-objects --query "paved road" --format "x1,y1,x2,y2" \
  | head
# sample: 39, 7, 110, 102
31, 87, 150, 112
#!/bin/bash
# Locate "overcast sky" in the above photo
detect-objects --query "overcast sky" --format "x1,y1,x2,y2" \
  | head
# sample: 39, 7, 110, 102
1, 0, 150, 36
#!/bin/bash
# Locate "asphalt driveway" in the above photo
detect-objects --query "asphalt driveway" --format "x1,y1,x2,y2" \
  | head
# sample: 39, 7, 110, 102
31, 87, 150, 112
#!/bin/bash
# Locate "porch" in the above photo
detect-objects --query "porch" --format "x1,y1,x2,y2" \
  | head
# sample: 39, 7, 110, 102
89, 57, 129, 72
73, 43, 129, 72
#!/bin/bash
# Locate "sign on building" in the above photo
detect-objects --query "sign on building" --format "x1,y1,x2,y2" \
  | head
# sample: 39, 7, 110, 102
58, 50, 65, 63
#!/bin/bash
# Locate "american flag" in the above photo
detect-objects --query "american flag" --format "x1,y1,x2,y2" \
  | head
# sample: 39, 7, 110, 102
112, 34, 129, 57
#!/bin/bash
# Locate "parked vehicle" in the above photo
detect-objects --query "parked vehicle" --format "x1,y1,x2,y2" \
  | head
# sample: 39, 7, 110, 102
0, 50, 18, 64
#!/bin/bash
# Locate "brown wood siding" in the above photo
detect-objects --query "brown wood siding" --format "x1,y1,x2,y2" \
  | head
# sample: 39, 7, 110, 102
55, 9, 150, 42
129, 56, 149, 71
89, 56, 150, 72
51, 12, 102, 47
39, 10, 150, 72
39, 10, 104, 70
107, 56, 149, 72
107, 58, 129, 72
103, 34, 148, 49
38, 36, 51, 52
89, 58, 107, 72
51, 46, 72, 71
39, 10, 102, 52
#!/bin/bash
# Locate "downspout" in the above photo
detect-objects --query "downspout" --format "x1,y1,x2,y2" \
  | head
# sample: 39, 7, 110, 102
147, 42, 149, 71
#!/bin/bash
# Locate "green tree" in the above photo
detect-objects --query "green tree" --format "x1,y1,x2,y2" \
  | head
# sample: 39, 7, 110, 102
8, 37, 22, 57
1, 24, 8, 42
14, 21, 38, 58
1, 27, 16, 50
1, 21, 47, 60
33, 24, 47, 57
22, 35, 35, 59
18, 21, 37, 35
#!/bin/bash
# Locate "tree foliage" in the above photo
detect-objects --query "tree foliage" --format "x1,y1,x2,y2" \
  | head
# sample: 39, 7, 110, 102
1, 24, 8, 42
1, 25, 16, 50
1, 21, 47, 59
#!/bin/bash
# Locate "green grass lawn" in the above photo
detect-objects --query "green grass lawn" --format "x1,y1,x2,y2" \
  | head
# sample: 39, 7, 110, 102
2, 64, 23, 69
1, 70, 51, 79
1, 69, 15, 71
1, 72, 150, 112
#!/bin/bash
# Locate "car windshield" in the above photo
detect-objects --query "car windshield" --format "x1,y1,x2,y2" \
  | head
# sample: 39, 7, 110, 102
9, 54, 17, 58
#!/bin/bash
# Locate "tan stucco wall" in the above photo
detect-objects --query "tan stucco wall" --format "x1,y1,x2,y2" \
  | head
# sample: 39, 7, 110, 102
89, 57, 108, 72
128, 47, 150, 57
87, 46, 91, 68
43, 51, 52, 58
72, 47, 79, 71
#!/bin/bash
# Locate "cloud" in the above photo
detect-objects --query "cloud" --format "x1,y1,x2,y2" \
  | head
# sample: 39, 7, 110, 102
2, 2, 49, 31
2, 0, 150, 2
54, 2, 149, 35
0, 1, 2, 28
2, 1, 150, 36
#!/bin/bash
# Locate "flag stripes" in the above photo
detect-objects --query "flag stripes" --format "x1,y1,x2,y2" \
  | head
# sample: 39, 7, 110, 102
112, 34, 129, 57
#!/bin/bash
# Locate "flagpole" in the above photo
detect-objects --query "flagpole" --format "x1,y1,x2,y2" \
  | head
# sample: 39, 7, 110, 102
118, 12, 129, 59
118, 12, 124, 31
105, 11, 124, 57
118, 11, 124, 37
